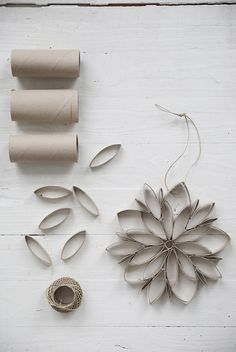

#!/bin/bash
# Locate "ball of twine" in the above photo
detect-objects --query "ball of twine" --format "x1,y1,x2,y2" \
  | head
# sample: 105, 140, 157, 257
47, 277, 83, 313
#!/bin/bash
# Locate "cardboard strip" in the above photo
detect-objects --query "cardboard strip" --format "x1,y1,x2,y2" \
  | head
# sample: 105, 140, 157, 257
34, 186, 72, 200
89, 144, 121, 168
25, 235, 52, 266
39, 208, 71, 231
9, 134, 78, 162
11, 49, 80, 78
61, 231, 86, 261
73, 186, 99, 216
11, 90, 78, 124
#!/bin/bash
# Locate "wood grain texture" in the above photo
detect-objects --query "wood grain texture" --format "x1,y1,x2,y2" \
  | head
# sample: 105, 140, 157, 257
0, 4, 235, 351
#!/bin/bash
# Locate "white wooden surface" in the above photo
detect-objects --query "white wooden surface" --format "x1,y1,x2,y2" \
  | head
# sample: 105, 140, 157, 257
0, 4, 236, 351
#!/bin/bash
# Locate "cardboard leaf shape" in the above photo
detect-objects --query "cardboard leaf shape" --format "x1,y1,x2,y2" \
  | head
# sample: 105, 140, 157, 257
106, 241, 142, 257
141, 212, 166, 240
34, 186, 72, 200
161, 201, 173, 239
124, 264, 146, 284
164, 182, 190, 215
73, 186, 99, 216
89, 144, 121, 168
172, 206, 191, 240
61, 231, 86, 261
172, 271, 198, 304
135, 198, 149, 212
177, 250, 197, 280
118, 210, 146, 233
176, 242, 210, 256
126, 229, 163, 246
143, 183, 161, 219
187, 203, 215, 229
39, 208, 71, 230
144, 251, 167, 279
191, 257, 221, 280
148, 272, 166, 304
166, 250, 178, 287
25, 235, 51, 266
130, 246, 162, 266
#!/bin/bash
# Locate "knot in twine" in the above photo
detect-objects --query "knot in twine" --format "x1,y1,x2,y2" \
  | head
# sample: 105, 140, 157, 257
47, 277, 83, 313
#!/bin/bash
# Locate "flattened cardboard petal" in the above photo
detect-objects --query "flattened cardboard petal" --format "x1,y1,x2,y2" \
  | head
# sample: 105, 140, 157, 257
106, 241, 142, 257
61, 231, 86, 261
34, 186, 72, 200
118, 210, 146, 233
126, 229, 163, 246
143, 183, 161, 219
164, 182, 190, 215
172, 271, 198, 304
161, 201, 173, 239
130, 246, 162, 266
148, 272, 166, 304
176, 250, 197, 280
25, 235, 51, 266
172, 206, 191, 240
124, 263, 146, 284
89, 144, 121, 168
177, 226, 230, 254
191, 257, 221, 280
39, 208, 71, 231
73, 186, 99, 216
143, 251, 167, 279
141, 212, 166, 240
135, 198, 149, 212
187, 203, 215, 229
166, 250, 178, 287
176, 242, 211, 256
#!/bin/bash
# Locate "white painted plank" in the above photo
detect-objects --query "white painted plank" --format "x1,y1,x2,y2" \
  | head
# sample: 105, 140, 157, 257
0, 327, 236, 352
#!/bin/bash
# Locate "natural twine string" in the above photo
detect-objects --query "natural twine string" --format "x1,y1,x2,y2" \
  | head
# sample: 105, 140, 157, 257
47, 277, 83, 313
155, 104, 202, 191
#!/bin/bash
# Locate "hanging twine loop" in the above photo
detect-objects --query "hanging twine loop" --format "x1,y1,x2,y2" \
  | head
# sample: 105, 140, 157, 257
47, 277, 83, 313
155, 104, 202, 191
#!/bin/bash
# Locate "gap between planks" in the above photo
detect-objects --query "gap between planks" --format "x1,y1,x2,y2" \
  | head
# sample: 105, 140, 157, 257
1, 2, 236, 7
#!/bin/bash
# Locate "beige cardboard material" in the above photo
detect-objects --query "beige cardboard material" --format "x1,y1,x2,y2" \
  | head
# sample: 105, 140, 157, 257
9, 134, 78, 162
107, 182, 230, 304
11, 90, 78, 124
11, 49, 80, 78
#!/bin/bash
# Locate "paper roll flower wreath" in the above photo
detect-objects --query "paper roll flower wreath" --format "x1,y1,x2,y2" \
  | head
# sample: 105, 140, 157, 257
107, 182, 230, 304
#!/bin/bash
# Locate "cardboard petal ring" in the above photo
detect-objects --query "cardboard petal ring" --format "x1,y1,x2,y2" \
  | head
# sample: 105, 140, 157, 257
10, 90, 78, 124
11, 49, 80, 78
9, 134, 78, 163
107, 182, 230, 304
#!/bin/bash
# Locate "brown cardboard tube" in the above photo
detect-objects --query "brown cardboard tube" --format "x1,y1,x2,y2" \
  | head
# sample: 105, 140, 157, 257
11, 49, 80, 78
10, 90, 78, 124
9, 134, 78, 162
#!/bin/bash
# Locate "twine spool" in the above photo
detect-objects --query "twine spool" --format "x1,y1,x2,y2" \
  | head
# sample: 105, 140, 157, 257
47, 277, 82, 313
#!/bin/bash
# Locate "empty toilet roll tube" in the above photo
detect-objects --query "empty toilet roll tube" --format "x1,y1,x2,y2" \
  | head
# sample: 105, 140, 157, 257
9, 134, 78, 162
11, 49, 80, 78
10, 90, 78, 124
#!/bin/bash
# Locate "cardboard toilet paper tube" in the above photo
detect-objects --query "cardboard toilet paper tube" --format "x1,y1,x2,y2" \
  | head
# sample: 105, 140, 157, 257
11, 90, 78, 124
11, 49, 80, 78
9, 134, 78, 162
